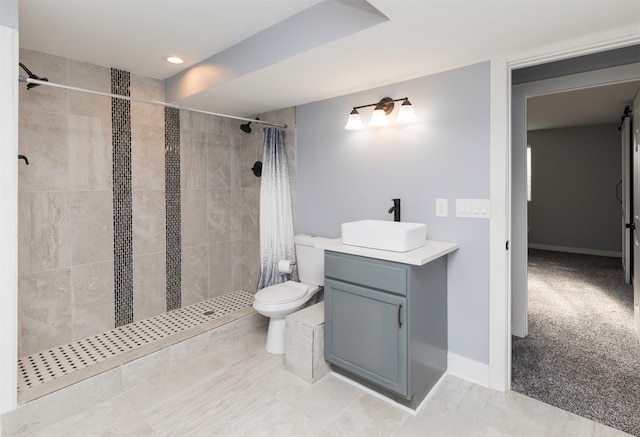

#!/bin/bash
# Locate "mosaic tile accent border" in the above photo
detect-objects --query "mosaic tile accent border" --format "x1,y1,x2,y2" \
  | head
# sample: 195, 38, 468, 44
111, 68, 134, 327
17, 290, 255, 392
165, 107, 181, 311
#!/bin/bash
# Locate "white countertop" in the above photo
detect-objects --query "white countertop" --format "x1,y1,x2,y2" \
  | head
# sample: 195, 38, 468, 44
315, 238, 459, 266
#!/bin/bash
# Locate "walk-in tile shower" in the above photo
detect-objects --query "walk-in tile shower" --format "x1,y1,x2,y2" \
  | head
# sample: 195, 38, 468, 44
16, 48, 296, 400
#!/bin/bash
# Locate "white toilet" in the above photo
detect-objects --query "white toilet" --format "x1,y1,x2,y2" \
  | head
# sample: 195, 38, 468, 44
253, 234, 329, 354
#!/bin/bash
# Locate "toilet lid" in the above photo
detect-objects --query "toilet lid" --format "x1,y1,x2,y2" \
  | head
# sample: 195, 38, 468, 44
254, 281, 308, 304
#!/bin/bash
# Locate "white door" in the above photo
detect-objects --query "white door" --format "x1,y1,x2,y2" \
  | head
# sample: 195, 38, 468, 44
633, 91, 640, 343
622, 115, 632, 284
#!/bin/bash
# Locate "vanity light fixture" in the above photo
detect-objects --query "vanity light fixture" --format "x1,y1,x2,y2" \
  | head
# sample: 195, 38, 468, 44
396, 98, 418, 124
345, 108, 364, 130
344, 96, 416, 130
369, 102, 390, 127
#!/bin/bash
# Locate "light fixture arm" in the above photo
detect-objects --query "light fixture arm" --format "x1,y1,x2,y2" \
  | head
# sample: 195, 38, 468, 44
345, 96, 415, 130
351, 97, 409, 114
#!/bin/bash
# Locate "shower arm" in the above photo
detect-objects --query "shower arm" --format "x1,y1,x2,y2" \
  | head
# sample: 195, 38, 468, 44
19, 62, 48, 89
17, 76, 288, 129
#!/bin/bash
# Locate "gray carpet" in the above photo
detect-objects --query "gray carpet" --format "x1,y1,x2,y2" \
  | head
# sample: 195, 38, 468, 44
512, 249, 640, 436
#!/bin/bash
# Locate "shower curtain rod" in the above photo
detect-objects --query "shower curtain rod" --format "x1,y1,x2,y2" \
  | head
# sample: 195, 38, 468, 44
18, 76, 288, 129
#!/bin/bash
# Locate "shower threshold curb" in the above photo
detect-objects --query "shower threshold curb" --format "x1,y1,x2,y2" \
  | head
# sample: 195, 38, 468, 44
19, 306, 257, 405
3, 303, 268, 436
17, 290, 257, 403
1, 307, 268, 437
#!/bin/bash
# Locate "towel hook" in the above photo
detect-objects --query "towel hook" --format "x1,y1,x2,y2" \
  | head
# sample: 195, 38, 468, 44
18, 154, 29, 165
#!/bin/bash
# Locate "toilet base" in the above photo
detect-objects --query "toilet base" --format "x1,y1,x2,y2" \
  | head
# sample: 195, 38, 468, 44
265, 317, 286, 354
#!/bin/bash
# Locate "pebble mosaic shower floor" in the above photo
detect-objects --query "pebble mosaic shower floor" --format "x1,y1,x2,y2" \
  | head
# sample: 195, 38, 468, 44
18, 290, 255, 393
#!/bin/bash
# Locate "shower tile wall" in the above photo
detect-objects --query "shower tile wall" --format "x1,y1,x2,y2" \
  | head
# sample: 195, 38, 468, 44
180, 112, 250, 304
18, 49, 114, 356
165, 107, 181, 311
17, 48, 297, 357
130, 72, 166, 322
112, 68, 134, 326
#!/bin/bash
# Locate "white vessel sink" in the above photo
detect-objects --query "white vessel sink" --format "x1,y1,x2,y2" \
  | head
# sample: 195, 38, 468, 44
341, 220, 427, 252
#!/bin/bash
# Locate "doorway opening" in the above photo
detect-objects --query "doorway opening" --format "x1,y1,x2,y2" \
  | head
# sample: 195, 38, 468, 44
510, 73, 640, 435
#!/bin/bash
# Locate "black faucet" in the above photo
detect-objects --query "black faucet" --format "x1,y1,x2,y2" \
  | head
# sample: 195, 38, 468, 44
388, 198, 401, 222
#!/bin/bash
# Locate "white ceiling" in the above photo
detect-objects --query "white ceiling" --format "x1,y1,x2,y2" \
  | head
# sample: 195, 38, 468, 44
18, 0, 640, 127
528, 81, 640, 131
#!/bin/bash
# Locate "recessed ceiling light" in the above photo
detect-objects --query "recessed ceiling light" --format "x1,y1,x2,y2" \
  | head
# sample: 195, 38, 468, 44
164, 56, 184, 65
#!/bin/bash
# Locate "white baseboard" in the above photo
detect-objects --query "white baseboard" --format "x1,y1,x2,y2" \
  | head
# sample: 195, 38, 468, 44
447, 352, 489, 388
528, 243, 621, 258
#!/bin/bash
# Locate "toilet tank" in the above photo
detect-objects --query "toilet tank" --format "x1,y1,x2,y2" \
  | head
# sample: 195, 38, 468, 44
295, 234, 330, 286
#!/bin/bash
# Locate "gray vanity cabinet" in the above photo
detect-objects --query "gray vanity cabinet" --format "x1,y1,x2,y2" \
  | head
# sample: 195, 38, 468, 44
324, 278, 408, 396
324, 250, 448, 409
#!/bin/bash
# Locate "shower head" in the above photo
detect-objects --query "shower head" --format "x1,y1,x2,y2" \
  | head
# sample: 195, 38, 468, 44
240, 117, 259, 134
19, 62, 48, 90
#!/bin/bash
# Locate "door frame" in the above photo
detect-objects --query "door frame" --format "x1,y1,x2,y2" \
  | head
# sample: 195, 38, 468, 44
511, 63, 640, 338
488, 34, 640, 392
622, 114, 632, 284
633, 91, 640, 342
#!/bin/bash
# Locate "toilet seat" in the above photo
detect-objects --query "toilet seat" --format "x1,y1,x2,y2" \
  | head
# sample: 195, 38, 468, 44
254, 281, 308, 305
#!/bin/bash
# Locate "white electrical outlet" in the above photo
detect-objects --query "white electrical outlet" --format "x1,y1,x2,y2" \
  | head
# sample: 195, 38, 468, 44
436, 199, 448, 217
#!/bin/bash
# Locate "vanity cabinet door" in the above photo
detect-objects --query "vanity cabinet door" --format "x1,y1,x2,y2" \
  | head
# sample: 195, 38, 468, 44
325, 278, 408, 397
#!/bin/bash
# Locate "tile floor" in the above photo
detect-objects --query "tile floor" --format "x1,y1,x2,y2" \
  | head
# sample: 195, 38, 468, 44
27, 328, 631, 437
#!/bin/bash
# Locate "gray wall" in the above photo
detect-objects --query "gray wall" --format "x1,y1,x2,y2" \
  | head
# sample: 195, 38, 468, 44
296, 62, 491, 364
527, 125, 621, 254
0, 0, 18, 28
